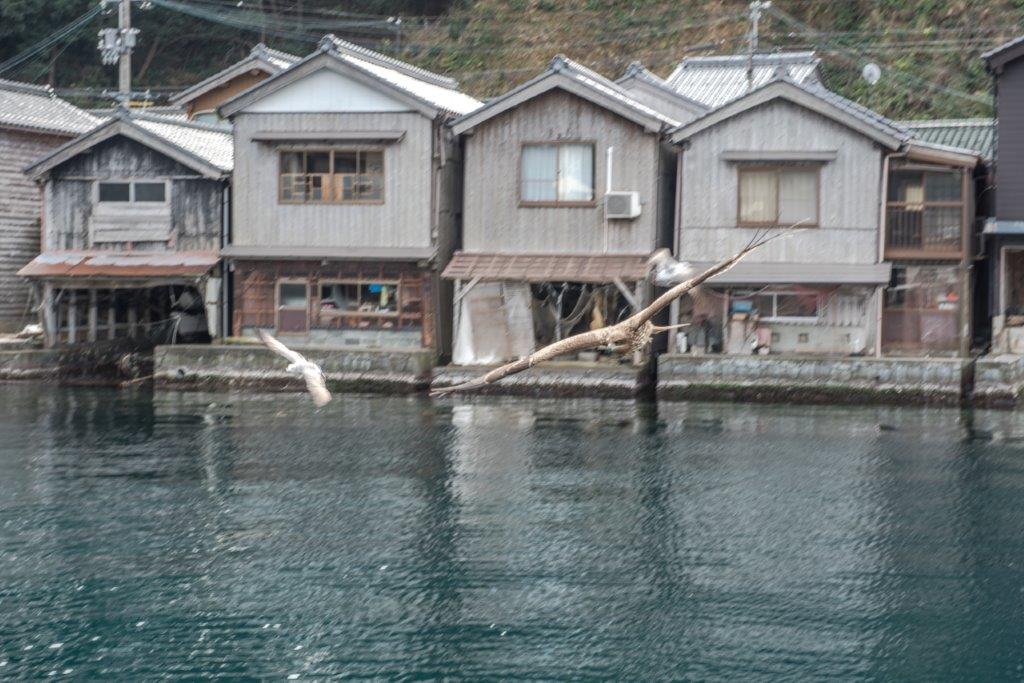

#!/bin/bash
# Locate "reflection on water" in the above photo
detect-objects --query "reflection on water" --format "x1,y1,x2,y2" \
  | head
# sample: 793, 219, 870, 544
2, 385, 1024, 679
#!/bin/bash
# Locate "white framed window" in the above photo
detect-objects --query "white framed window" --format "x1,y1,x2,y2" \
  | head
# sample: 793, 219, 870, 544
97, 180, 168, 204
520, 142, 595, 204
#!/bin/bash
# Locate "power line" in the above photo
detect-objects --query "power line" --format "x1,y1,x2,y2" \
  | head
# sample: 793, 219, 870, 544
0, 5, 105, 76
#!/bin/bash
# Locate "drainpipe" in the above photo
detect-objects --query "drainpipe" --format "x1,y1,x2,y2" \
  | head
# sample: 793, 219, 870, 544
221, 181, 230, 340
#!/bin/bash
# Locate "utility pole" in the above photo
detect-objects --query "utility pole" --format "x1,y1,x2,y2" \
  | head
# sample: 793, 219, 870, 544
98, 0, 145, 107
746, 0, 771, 92
118, 0, 131, 98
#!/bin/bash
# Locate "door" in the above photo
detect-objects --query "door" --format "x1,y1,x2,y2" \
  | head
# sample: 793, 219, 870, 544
276, 280, 309, 334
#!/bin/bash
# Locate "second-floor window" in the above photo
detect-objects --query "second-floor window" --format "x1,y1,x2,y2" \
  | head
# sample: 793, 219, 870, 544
886, 168, 963, 254
279, 149, 384, 204
97, 180, 167, 204
738, 166, 819, 227
520, 143, 594, 205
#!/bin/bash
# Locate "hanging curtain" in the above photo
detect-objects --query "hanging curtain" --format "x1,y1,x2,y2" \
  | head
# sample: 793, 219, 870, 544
521, 145, 557, 201
739, 170, 777, 223
558, 144, 594, 201
778, 170, 818, 224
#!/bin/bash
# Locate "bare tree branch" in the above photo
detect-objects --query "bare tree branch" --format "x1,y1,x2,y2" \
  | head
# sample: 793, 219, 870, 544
431, 224, 804, 396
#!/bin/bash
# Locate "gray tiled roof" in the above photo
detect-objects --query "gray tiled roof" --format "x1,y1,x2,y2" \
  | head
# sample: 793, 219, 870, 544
982, 35, 1024, 62
0, 78, 100, 136
617, 61, 708, 112
551, 56, 680, 127
170, 43, 300, 106
899, 118, 994, 160
802, 80, 910, 141
665, 52, 820, 108
131, 113, 233, 171
318, 36, 482, 116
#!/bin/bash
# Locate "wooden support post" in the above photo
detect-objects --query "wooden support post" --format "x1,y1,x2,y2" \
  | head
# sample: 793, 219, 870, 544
88, 289, 98, 342
42, 283, 56, 348
128, 293, 138, 337
67, 290, 77, 345
107, 291, 116, 340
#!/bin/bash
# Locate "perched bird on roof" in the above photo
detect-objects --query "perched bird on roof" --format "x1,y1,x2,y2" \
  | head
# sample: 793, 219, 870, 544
258, 330, 332, 407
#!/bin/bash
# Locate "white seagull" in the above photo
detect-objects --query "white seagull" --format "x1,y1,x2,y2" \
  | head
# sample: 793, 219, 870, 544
258, 330, 332, 407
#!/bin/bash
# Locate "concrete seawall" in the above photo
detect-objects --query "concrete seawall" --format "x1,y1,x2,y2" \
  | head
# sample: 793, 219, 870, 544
973, 355, 1024, 408
153, 343, 435, 393
431, 361, 653, 399
658, 354, 973, 406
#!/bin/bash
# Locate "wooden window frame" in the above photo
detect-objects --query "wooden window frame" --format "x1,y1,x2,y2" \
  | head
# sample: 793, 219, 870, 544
884, 166, 966, 259
278, 148, 386, 206
317, 278, 402, 319
95, 178, 170, 206
518, 140, 597, 208
736, 165, 820, 228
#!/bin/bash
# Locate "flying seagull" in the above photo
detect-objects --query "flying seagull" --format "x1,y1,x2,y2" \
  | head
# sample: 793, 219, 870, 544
431, 225, 802, 396
258, 330, 332, 407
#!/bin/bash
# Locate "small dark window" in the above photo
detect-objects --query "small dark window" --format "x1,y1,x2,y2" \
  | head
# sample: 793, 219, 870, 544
133, 182, 166, 202
98, 182, 130, 202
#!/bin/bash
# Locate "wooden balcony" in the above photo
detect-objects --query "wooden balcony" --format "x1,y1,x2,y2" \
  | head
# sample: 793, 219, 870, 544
884, 205, 964, 260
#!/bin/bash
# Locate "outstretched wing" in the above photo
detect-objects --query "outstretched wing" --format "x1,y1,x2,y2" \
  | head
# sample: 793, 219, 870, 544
302, 366, 332, 407
258, 329, 305, 365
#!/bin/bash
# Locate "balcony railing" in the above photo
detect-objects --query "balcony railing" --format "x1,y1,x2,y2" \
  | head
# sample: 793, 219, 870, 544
885, 205, 962, 257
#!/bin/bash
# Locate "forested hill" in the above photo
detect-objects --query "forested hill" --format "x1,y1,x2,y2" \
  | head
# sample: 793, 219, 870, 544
0, 0, 1018, 119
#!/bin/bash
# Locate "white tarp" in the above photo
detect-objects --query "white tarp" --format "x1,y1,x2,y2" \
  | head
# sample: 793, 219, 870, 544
453, 282, 534, 365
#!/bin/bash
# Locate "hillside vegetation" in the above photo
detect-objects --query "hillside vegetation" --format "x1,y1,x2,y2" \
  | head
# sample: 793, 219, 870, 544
0, 0, 1019, 119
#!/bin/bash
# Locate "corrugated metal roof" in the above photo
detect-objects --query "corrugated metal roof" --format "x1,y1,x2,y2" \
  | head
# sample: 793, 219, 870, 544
442, 252, 652, 283
617, 61, 708, 112
682, 261, 892, 285
665, 52, 821, 108
131, 114, 234, 171
900, 118, 994, 160
0, 78, 101, 136
19, 251, 219, 279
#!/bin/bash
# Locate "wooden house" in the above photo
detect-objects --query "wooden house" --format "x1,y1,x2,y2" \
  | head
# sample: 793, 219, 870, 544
19, 112, 232, 348
982, 38, 1024, 353
660, 58, 979, 357
443, 56, 684, 365
217, 35, 481, 355
0, 79, 99, 333
169, 43, 299, 124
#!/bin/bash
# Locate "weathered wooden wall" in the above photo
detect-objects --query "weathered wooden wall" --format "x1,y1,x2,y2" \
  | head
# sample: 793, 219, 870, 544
231, 111, 435, 250
679, 99, 884, 265
0, 128, 69, 331
461, 89, 665, 255
45, 136, 222, 252
187, 70, 269, 118
995, 58, 1024, 220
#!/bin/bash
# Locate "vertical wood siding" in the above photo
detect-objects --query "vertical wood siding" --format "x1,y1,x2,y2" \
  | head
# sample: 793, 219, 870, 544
231, 112, 435, 250
461, 89, 663, 255
46, 136, 222, 252
0, 128, 69, 331
996, 61, 1024, 220
679, 99, 884, 265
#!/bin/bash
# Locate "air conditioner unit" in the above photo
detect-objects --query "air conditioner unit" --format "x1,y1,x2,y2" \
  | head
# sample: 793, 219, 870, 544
604, 191, 641, 220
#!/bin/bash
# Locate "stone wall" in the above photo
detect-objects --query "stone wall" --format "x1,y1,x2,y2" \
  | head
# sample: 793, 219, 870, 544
154, 343, 435, 393
658, 354, 972, 406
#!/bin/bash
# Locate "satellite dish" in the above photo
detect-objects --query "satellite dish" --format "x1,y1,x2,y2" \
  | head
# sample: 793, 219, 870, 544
862, 62, 882, 86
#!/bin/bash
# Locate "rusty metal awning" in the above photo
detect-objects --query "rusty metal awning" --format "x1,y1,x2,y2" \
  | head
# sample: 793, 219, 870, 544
18, 251, 219, 280
442, 252, 651, 283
